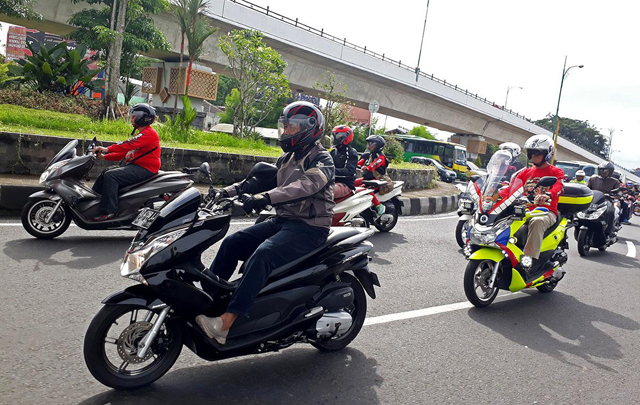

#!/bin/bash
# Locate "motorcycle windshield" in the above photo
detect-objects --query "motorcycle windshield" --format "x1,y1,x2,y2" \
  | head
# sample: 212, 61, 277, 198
473, 150, 523, 214
48, 140, 78, 168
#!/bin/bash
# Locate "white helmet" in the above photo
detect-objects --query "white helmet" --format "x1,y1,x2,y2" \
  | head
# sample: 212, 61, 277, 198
575, 170, 586, 177
499, 142, 522, 159
524, 134, 554, 165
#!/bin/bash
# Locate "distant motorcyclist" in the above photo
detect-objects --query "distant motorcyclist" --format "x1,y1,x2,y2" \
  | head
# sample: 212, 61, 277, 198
510, 134, 564, 274
330, 125, 358, 200
195, 101, 335, 345
92, 103, 160, 221
571, 170, 587, 184
357, 135, 388, 216
499, 142, 525, 180
587, 161, 621, 235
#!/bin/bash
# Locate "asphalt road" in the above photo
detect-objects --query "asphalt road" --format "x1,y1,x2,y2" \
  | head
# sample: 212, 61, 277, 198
0, 214, 639, 405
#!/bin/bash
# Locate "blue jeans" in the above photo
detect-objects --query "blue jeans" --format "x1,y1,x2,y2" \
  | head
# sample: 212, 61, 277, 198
211, 218, 329, 317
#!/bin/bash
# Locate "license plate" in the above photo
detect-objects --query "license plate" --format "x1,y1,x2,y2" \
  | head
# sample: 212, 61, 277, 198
132, 208, 160, 229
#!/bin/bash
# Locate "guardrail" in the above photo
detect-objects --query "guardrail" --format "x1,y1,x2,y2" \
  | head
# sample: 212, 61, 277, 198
229, 0, 533, 122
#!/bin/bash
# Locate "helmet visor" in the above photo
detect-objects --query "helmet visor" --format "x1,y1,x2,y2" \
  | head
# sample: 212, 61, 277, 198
278, 117, 315, 141
526, 149, 546, 160
332, 132, 347, 146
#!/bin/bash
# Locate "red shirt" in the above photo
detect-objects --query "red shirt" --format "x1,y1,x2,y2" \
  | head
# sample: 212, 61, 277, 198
513, 164, 565, 215
106, 126, 161, 173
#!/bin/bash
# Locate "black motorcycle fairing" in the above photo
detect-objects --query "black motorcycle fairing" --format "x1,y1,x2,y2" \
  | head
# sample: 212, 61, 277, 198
47, 139, 78, 167
50, 179, 97, 207
102, 283, 166, 309
139, 187, 201, 237
47, 155, 94, 183
144, 270, 214, 314
119, 172, 193, 200
27, 189, 61, 201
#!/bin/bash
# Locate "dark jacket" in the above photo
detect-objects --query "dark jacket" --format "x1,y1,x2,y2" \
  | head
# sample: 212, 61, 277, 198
588, 176, 620, 194
226, 143, 335, 228
358, 151, 388, 180
330, 145, 358, 190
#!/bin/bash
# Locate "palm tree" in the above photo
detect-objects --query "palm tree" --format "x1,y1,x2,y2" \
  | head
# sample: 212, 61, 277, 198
171, 0, 216, 115
184, 17, 217, 95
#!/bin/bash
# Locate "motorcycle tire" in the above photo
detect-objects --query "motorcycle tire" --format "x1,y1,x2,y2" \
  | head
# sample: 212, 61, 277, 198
311, 273, 367, 352
21, 198, 71, 239
577, 228, 591, 257
536, 282, 557, 293
373, 200, 400, 232
84, 304, 182, 390
455, 219, 469, 248
463, 259, 500, 308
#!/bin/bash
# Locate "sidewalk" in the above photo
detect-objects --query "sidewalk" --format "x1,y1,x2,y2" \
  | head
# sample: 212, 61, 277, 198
0, 174, 461, 216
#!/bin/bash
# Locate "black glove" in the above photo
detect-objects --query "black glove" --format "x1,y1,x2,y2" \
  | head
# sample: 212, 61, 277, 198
243, 194, 271, 214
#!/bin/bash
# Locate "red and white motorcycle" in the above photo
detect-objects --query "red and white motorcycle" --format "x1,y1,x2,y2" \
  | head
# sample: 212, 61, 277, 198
257, 179, 404, 232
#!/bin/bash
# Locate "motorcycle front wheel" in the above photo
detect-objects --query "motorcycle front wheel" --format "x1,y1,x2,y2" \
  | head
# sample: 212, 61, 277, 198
455, 219, 469, 248
577, 228, 591, 256
464, 259, 500, 308
84, 304, 182, 390
21, 198, 71, 239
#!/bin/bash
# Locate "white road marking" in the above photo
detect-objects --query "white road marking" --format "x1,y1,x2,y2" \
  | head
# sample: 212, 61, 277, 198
398, 215, 458, 222
364, 293, 520, 326
627, 241, 636, 258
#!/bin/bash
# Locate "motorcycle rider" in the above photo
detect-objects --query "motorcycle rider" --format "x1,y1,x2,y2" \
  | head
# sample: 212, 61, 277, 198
330, 125, 358, 200
571, 170, 587, 184
510, 134, 564, 274
587, 161, 621, 234
196, 101, 335, 345
499, 142, 524, 180
357, 135, 388, 215
92, 103, 160, 221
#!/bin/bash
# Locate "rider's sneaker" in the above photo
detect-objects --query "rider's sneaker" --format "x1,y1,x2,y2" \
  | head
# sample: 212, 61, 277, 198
622, 219, 631, 224
374, 204, 386, 216
195, 315, 228, 345
93, 213, 115, 222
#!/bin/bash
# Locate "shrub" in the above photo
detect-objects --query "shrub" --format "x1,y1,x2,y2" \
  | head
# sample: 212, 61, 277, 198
158, 96, 197, 143
0, 89, 103, 118
384, 136, 405, 163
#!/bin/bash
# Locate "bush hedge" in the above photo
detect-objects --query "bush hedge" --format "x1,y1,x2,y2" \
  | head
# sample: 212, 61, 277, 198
0, 89, 103, 119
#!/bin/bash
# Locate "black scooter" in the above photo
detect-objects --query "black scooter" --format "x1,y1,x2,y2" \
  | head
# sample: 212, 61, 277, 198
575, 189, 621, 256
21, 138, 194, 239
83, 163, 380, 390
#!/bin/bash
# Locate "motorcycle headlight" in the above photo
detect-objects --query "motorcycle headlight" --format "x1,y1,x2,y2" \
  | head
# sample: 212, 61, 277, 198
120, 227, 188, 280
39, 161, 68, 184
469, 226, 496, 245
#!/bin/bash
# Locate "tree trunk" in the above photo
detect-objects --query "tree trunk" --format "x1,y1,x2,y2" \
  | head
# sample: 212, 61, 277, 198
171, 32, 185, 119
185, 57, 194, 95
103, 0, 128, 119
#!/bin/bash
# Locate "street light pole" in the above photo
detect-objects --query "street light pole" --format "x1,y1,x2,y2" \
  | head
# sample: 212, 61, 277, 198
504, 86, 523, 110
415, 0, 430, 82
551, 55, 584, 164
607, 128, 622, 160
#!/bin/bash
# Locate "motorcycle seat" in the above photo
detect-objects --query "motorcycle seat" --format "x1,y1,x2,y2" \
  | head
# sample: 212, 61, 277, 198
514, 214, 563, 249
119, 171, 166, 193
267, 227, 363, 280
362, 180, 387, 188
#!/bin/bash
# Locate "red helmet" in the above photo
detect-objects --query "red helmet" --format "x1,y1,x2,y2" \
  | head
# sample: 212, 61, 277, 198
331, 125, 354, 147
278, 101, 324, 152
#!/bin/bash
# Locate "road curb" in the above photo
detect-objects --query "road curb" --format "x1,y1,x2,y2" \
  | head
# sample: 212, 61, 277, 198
398, 194, 459, 216
0, 184, 461, 217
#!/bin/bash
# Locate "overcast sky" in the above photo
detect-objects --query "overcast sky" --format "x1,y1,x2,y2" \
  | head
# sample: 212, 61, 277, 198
1, 1, 637, 169
245, 0, 639, 170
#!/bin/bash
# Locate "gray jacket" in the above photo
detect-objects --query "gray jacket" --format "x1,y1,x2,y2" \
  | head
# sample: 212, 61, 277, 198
226, 143, 336, 228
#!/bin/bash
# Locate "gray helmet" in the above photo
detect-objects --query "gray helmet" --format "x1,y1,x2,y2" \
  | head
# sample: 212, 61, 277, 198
597, 161, 615, 178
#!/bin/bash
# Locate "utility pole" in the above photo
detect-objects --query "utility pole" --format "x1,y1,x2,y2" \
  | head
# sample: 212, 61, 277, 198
415, 0, 430, 82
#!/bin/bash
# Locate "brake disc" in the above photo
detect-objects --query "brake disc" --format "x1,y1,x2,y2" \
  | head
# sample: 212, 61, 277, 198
116, 321, 154, 363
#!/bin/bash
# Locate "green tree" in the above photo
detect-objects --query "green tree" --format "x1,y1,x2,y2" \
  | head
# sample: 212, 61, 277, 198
212, 74, 239, 106
7, 41, 103, 94
534, 113, 609, 158
408, 125, 435, 139
184, 15, 216, 95
69, 0, 170, 116
384, 136, 405, 163
219, 29, 290, 138
0, 0, 41, 20
313, 72, 353, 139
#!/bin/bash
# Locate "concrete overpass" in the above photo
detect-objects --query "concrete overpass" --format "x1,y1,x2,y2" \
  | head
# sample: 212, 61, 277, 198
3, 0, 638, 182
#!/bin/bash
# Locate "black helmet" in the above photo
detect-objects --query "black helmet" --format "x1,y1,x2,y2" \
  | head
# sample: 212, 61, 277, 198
597, 161, 615, 178
278, 101, 325, 152
366, 135, 385, 152
130, 103, 156, 128
612, 170, 622, 181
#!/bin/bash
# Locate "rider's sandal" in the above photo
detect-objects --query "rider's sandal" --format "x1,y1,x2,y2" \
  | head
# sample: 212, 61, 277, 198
195, 315, 228, 345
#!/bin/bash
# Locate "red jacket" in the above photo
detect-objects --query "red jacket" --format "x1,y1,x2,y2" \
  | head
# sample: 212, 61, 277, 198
106, 126, 161, 173
513, 165, 565, 215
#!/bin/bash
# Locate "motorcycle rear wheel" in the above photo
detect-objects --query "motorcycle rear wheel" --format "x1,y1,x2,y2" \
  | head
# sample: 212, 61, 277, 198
84, 304, 182, 390
373, 201, 400, 232
311, 273, 367, 352
463, 259, 500, 308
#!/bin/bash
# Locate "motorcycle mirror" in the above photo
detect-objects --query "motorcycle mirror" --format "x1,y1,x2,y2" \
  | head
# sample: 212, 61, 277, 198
199, 162, 211, 176
247, 162, 277, 180
538, 176, 557, 188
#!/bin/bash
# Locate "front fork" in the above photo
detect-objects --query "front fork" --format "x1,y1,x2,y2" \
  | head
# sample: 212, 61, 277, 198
137, 305, 171, 359
487, 261, 500, 289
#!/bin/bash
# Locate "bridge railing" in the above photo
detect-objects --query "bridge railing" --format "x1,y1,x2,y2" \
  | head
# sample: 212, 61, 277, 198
229, 0, 533, 122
